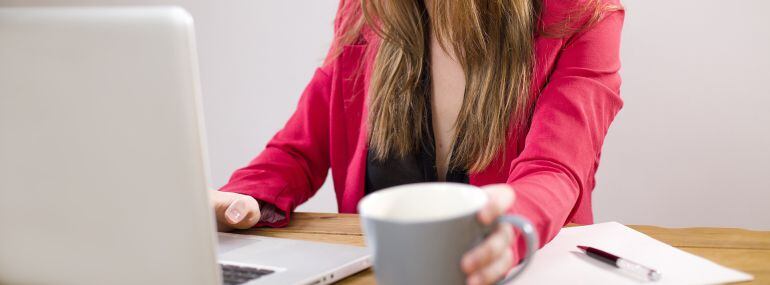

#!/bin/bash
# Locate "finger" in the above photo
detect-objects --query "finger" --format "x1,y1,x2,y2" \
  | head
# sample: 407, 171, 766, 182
210, 190, 238, 214
226, 196, 261, 229
467, 246, 513, 285
462, 224, 514, 274
210, 191, 260, 231
478, 184, 515, 225
209, 190, 228, 208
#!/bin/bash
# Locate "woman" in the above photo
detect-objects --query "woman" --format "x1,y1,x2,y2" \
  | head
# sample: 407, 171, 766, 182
212, 0, 623, 284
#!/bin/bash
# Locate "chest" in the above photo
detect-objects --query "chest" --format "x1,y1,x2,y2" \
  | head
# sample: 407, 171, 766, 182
429, 36, 465, 178
332, 36, 564, 181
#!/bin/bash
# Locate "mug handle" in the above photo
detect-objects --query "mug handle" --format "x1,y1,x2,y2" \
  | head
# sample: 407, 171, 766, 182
495, 215, 538, 285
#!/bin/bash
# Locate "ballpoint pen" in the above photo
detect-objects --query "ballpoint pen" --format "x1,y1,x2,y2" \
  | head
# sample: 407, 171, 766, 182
577, 245, 662, 282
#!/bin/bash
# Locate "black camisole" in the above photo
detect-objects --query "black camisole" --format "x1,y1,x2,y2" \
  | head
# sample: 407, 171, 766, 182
364, 101, 469, 194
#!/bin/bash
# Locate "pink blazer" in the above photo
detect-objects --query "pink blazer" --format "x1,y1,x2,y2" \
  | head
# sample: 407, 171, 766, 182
221, 0, 624, 256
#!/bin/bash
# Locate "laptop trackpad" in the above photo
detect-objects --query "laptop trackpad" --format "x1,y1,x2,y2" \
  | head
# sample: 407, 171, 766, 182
217, 233, 263, 255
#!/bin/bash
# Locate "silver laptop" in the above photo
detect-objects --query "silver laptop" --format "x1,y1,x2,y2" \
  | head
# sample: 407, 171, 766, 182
0, 7, 370, 285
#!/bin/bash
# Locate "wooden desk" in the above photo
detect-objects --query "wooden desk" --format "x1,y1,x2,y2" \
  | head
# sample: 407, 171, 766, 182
234, 213, 770, 284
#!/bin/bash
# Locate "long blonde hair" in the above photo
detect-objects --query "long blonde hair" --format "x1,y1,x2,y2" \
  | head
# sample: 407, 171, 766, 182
333, 0, 614, 173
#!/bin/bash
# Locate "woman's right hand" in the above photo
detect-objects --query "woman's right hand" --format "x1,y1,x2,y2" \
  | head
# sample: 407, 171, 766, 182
210, 190, 261, 232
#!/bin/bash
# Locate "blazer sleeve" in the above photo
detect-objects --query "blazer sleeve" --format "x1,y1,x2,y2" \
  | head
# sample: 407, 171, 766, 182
506, 10, 624, 260
218, 67, 333, 227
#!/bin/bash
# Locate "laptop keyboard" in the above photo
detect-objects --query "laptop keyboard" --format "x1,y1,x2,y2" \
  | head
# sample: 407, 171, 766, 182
220, 264, 275, 285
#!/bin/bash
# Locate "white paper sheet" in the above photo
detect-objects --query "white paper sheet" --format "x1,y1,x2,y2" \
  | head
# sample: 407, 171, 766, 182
510, 222, 753, 284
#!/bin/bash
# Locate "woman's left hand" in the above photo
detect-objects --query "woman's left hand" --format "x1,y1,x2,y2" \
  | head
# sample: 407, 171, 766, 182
462, 184, 517, 285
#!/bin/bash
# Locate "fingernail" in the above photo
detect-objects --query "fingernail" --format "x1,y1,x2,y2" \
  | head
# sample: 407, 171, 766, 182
225, 199, 245, 224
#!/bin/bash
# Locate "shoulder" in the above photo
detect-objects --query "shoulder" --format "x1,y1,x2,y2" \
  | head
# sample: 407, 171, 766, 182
539, 0, 624, 38
331, 0, 376, 44
540, 0, 623, 17
323, 0, 376, 71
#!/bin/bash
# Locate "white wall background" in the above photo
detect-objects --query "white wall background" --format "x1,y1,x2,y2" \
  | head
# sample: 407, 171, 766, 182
594, 0, 770, 230
2, 0, 768, 229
